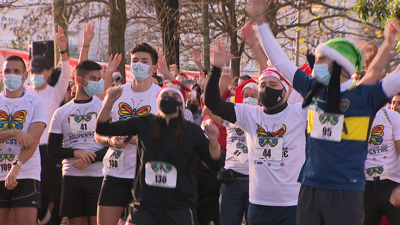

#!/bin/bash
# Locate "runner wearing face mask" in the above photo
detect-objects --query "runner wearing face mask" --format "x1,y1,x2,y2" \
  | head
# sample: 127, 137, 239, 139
94, 43, 161, 225
96, 84, 225, 225
205, 40, 307, 225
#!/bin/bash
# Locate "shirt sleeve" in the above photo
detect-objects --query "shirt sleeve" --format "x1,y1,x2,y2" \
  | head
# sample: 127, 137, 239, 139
364, 82, 389, 110
388, 109, 400, 141
194, 127, 225, 172
292, 69, 320, 99
49, 107, 62, 134
381, 68, 400, 98
31, 97, 48, 126
54, 60, 71, 101
96, 115, 142, 137
253, 23, 298, 83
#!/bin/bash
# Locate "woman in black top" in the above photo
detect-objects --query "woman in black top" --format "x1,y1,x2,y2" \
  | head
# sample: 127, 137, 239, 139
96, 84, 225, 225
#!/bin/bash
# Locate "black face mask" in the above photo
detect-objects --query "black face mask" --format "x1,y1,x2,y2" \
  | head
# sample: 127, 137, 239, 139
259, 86, 285, 108
159, 96, 181, 114
187, 103, 199, 114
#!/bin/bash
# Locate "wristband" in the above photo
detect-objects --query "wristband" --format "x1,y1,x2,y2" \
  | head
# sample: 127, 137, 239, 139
209, 143, 221, 155
82, 44, 90, 48
12, 160, 23, 168
59, 49, 68, 54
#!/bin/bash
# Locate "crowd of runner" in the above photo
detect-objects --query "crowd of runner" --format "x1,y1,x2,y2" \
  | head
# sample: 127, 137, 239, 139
2, 0, 400, 225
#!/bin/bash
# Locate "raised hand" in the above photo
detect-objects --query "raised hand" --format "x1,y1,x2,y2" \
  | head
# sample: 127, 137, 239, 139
219, 67, 233, 92
106, 54, 123, 76
384, 19, 400, 46
191, 49, 202, 64
210, 39, 230, 68
241, 22, 258, 47
169, 64, 179, 78
157, 56, 171, 79
104, 86, 122, 104
55, 26, 67, 51
249, 0, 267, 25
198, 70, 207, 91
83, 22, 95, 46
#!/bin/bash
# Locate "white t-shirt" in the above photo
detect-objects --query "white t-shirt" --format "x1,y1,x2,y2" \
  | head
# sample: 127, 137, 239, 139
25, 60, 71, 145
222, 121, 249, 175
0, 92, 47, 181
234, 103, 307, 206
365, 108, 400, 183
49, 98, 104, 177
103, 82, 161, 179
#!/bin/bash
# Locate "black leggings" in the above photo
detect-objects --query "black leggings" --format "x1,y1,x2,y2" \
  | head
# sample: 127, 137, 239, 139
364, 179, 400, 225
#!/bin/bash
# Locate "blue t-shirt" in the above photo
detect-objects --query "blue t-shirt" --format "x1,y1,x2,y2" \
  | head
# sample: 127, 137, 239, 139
294, 69, 388, 190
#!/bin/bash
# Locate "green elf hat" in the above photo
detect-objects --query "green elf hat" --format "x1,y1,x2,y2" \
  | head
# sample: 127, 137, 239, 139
315, 37, 363, 76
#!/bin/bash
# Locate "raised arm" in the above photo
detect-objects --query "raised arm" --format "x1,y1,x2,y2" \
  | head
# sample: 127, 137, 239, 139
96, 86, 140, 137
54, 26, 71, 98
79, 22, 95, 63
241, 22, 269, 71
359, 19, 400, 85
204, 40, 237, 124
250, 0, 298, 83
104, 54, 122, 93
191, 49, 205, 72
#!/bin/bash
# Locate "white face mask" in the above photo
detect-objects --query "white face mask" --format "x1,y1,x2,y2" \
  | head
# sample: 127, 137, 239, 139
131, 62, 150, 81
243, 97, 259, 106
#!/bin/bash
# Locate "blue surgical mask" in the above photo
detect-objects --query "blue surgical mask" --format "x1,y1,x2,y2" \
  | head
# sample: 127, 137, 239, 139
82, 79, 101, 97
243, 97, 259, 106
3, 74, 23, 91
31, 74, 46, 87
131, 62, 150, 81
314, 64, 331, 86
98, 79, 105, 94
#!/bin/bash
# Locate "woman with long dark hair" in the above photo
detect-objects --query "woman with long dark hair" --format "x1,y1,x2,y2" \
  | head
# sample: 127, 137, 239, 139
95, 83, 225, 225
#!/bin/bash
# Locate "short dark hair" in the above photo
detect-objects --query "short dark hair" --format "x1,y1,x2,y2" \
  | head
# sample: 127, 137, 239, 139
152, 74, 163, 87
176, 73, 188, 79
239, 75, 251, 81
75, 60, 102, 78
232, 77, 239, 86
130, 43, 158, 65
5, 55, 26, 72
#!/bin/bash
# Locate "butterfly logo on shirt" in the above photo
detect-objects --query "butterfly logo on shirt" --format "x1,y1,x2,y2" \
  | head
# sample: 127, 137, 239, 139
118, 99, 151, 121
369, 125, 384, 145
0, 106, 27, 131
256, 124, 286, 147
151, 161, 172, 173
0, 153, 15, 162
110, 150, 122, 159
68, 109, 97, 123
236, 142, 248, 153
235, 128, 244, 135
319, 113, 339, 125
365, 166, 384, 176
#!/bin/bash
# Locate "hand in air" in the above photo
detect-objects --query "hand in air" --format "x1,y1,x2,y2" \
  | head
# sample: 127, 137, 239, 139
210, 39, 230, 68
55, 26, 68, 51
83, 22, 95, 45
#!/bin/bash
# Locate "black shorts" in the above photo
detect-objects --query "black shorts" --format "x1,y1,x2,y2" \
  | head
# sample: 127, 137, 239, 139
97, 175, 133, 207
60, 176, 103, 218
364, 179, 400, 225
127, 202, 198, 225
0, 179, 41, 209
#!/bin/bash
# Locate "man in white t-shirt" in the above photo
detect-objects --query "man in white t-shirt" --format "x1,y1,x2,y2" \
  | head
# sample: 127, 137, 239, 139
0, 55, 47, 225
25, 26, 71, 221
94, 43, 161, 225
205, 41, 307, 225
48, 60, 107, 225
364, 108, 400, 224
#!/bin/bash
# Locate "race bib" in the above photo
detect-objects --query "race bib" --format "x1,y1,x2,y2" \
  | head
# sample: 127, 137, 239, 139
254, 138, 283, 161
103, 149, 125, 171
70, 114, 97, 134
365, 164, 390, 181
311, 112, 344, 142
0, 151, 16, 173
145, 161, 177, 188
233, 142, 248, 164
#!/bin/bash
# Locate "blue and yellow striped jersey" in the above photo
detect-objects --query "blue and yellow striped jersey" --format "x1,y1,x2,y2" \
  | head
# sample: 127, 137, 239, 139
293, 69, 388, 190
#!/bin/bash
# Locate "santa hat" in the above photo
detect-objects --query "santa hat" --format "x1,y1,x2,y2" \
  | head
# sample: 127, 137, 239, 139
259, 66, 291, 92
315, 37, 362, 76
156, 81, 187, 110
112, 70, 122, 78
234, 79, 258, 103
